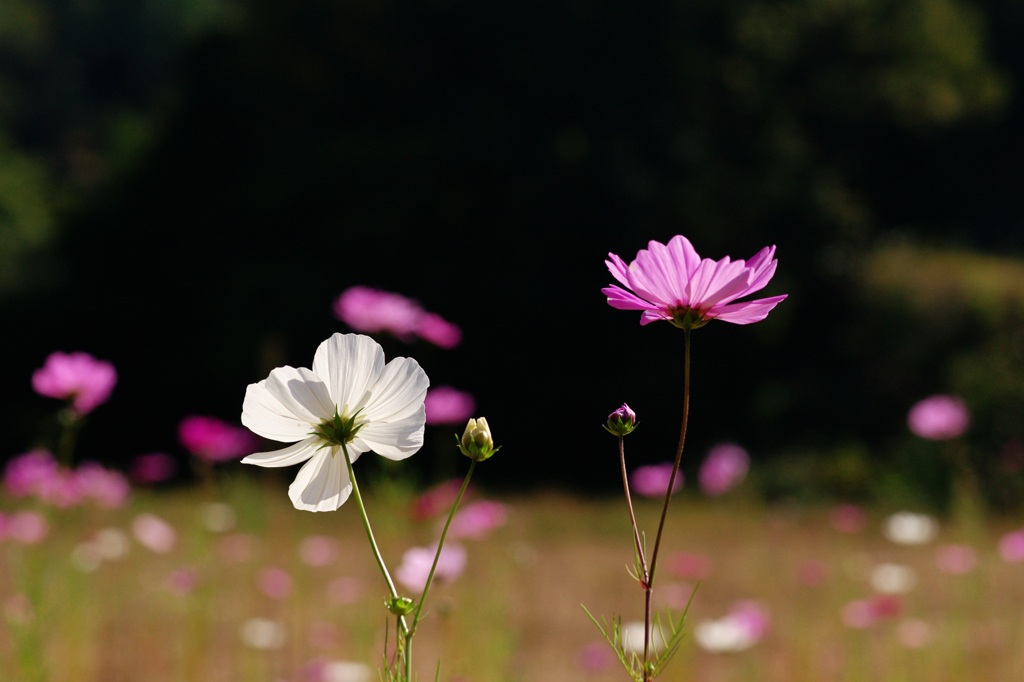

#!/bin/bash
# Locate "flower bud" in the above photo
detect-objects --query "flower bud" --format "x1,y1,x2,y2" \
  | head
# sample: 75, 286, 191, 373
457, 417, 500, 461
603, 403, 638, 436
385, 596, 414, 616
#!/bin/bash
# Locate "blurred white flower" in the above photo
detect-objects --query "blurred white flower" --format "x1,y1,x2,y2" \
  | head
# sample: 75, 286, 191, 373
883, 512, 938, 545
870, 563, 917, 594
620, 621, 665, 655
241, 333, 429, 512
95, 528, 129, 560
71, 542, 103, 573
240, 618, 286, 650
693, 602, 769, 653
322, 661, 372, 682
132, 514, 176, 554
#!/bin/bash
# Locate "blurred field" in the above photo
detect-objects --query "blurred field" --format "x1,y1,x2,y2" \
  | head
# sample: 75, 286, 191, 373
2, 476, 1024, 682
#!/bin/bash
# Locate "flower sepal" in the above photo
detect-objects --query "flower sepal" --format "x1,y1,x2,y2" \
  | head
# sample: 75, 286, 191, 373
668, 308, 710, 331
385, 595, 415, 616
457, 418, 500, 461
310, 407, 365, 448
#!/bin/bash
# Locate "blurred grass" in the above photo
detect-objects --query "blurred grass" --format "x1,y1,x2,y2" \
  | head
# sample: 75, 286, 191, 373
2, 476, 1024, 681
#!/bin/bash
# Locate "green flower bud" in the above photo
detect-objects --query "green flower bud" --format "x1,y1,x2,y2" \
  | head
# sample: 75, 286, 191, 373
456, 417, 501, 461
385, 596, 415, 616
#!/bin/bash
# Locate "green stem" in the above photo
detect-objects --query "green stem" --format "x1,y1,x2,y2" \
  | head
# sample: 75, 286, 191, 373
56, 409, 82, 468
644, 327, 691, 680
340, 442, 408, 638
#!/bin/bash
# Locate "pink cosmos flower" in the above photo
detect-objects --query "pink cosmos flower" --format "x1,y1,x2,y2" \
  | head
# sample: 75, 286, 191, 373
796, 559, 829, 586
579, 642, 616, 671
424, 387, 476, 426
4, 450, 60, 498
132, 514, 176, 553
32, 351, 117, 415
411, 479, 469, 520
631, 463, 683, 498
699, 443, 750, 496
129, 453, 178, 484
5, 511, 49, 544
167, 568, 200, 595
179, 416, 256, 463
395, 543, 467, 592
603, 235, 787, 327
829, 504, 867, 533
445, 500, 508, 540
75, 463, 130, 508
998, 529, 1024, 563
258, 567, 293, 600
416, 313, 462, 349
935, 544, 977, 575
907, 395, 970, 440
668, 551, 713, 580
333, 287, 423, 339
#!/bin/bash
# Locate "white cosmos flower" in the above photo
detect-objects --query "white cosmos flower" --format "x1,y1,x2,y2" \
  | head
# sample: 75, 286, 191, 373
241, 333, 429, 512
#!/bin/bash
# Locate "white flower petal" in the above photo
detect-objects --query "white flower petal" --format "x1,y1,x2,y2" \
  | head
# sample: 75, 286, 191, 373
360, 356, 429, 423
359, 408, 426, 460
312, 334, 385, 410
242, 380, 314, 442
242, 437, 320, 468
288, 449, 354, 512
265, 366, 335, 423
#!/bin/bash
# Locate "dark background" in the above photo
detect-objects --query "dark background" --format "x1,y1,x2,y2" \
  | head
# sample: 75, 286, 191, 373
2, 0, 1023, 506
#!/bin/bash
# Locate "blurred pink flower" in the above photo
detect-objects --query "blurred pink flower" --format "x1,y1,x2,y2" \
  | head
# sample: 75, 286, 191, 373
796, 559, 829, 586
693, 601, 770, 652
411, 479, 468, 521
129, 453, 178, 484
416, 313, 462, 348
333, 287, 423, 338
729, 601, 770, 640
897, 619, 932, 648
4, 450, 59, 498
668, 551, 713, 580
631, 463, 682, 498
132, 514, 176, 553
179, 415, 255, 463
75, 462, 130, 508
424, 387, 476, 426
842, 595, 904, 629
32, 351, 117, 415
258, 567, 293, 600
167, 568, 200, 595
907, 395, 970, 440
299, 536, 339, 567
396, 543, 467, 592
603, 235, 786, 327
829, 504, 867, 533
935, 544, 977, 575
699, 443, 750, 496
218, 533, 257, 563
5, 511, 49, 544
998, 529, 1024, 563
309, 622, 339, 649
327, 576, 362, 605
35, 468, 83, 508
446, 500, 507, 540
579, 642, 616, 671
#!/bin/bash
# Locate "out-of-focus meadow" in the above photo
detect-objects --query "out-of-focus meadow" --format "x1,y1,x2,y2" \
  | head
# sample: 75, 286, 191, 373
4, 0, 1024, 679
4, 477, 1024, 682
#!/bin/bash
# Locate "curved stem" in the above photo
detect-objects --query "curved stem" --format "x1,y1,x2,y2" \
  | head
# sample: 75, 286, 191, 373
340, 442, 408, 637
411, 459, 477, 633
618, 435, 647, 577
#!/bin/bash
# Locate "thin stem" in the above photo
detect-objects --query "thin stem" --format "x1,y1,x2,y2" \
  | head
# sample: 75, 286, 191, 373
55, 410, 82, 468
411, 459, 477, 633
619, 435, 648, 579
340, 442, 408, 637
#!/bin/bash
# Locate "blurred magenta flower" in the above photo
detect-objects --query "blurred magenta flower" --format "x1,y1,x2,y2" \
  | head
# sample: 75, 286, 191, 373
4, 450, 59, 498
75, 462, 130, 508
907, 395, 970, 440
415, 312, 462, 348
179, 416, 255, 463
829, 504, 867, 533
299, 535, 339, 567
935, 544, 977, 575
167, 568, 200, 595
132, 514, 176, 553
446, 500, 507, 540
841, 595, 904, 629
998, 529, 1024, 563
258, 567, 293, 600
603, 235, 786, 328
411, 479, 468, 521
395, 543, 467, 592
5, 511, 49, 544
579, 641, 616, 672
424, 387, 476, 426
129, 453, 178, 484
698, 443, 750, 496
32, 351, 117, 415
334, 286, 423, 339
668, 551, 713, 580
631, 463, 683, 498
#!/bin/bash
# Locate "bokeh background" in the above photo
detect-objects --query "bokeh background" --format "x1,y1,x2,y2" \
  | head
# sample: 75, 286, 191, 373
3, 0, 1024, 511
